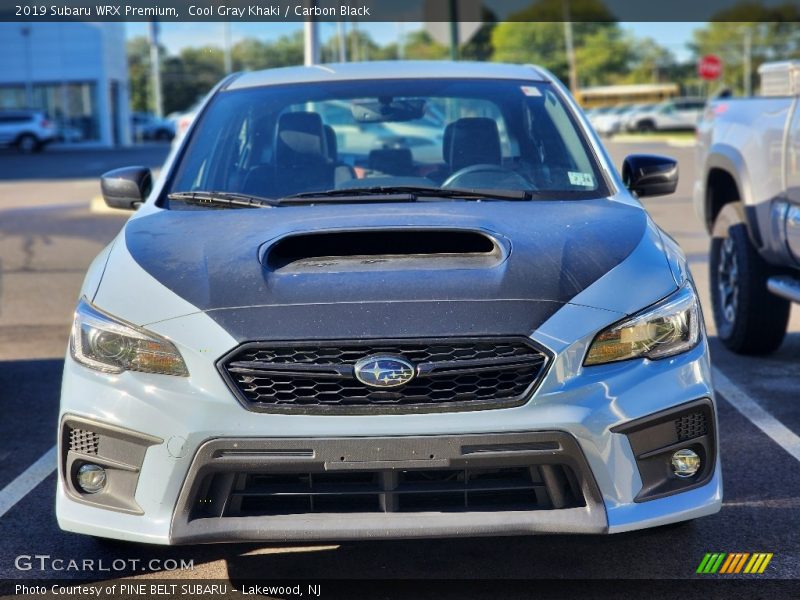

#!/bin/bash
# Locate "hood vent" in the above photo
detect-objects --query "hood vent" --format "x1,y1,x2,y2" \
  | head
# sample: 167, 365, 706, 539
264, 229, 505, 273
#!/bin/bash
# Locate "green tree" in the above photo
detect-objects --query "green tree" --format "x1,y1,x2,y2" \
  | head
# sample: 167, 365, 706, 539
490, 0, 625, 85
398, 30, 448, 60
491, 22, 632, 86
623, 38, 676, 84
574, 28, 636, 86
127, 36, 152, 113
461, 8, 498, 61
231, 32, 304, 70
160, 46, 224, 115
691, 12, 800, 94
321, 29, 381, 62
265, 31, 305, 67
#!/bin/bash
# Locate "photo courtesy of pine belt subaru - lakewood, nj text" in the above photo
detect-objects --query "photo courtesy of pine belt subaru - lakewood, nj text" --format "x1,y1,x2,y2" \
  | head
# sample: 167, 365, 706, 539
58, 61, 721, 545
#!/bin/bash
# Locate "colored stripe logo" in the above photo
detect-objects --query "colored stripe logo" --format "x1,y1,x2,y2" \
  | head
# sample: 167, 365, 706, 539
696, 553, 773, 574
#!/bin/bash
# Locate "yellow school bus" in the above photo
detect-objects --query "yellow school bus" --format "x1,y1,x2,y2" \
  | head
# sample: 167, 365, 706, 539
576, 83, 680, 109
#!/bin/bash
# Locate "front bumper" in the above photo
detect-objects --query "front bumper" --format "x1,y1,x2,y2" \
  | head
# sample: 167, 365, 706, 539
56, 332, 722, 544
170, 432, 606, 543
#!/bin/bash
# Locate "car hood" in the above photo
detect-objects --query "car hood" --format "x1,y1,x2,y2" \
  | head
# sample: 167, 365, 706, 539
101, 199, 676, 341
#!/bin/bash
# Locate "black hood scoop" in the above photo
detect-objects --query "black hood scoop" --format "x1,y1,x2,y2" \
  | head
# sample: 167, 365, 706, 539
264, 229, 506, 273
123, 200, 650, 340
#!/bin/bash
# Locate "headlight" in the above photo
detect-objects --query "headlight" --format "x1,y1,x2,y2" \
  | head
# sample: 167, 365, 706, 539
584, 283, 701, 366
70, 298, 188, 376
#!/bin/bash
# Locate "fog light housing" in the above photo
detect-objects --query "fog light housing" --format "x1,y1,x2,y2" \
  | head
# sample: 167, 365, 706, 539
671, 449, 701, 478
76, 464, 107, 493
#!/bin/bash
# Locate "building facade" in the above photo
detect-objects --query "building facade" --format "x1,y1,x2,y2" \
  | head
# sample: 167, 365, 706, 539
0, 23, 131, 147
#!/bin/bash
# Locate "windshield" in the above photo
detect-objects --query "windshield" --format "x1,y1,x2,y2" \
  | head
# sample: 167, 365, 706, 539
167, 78, 608, 205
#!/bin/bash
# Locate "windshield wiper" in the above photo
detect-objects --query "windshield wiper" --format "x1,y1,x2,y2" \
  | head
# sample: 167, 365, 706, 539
167, 191, 278, 208
285, 186, 535, 202
169, 186, 542, 209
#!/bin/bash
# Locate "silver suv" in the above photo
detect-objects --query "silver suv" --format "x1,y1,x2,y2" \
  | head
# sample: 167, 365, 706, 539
0, 109, 58, 153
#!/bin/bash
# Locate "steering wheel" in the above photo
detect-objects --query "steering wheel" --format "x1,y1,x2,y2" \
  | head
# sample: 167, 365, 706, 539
441, 163, 531, 190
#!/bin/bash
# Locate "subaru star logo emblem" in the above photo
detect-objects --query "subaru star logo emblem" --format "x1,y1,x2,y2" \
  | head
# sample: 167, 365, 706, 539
354, 355, 416, 388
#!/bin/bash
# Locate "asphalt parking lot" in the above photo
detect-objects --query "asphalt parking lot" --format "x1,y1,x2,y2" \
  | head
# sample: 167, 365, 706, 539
0, 141, 799, 594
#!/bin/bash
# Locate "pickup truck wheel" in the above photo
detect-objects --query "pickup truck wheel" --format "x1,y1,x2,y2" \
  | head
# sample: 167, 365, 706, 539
710, 216, 790, 354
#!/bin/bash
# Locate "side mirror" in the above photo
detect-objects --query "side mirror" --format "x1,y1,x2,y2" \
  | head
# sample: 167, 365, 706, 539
100, 166, 152, 210
622, 154, 678, 197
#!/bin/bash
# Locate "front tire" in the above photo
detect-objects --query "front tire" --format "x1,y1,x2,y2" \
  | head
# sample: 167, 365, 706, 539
637, 120, 656, 133
709, 205, 789, 354
16, 134, 40, 154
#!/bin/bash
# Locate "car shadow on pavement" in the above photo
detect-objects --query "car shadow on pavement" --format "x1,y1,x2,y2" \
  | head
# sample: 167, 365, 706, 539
0, 146, 170, 182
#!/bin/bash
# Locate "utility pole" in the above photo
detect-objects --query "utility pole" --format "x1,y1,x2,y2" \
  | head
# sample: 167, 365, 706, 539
303, 0, 320, 65
336, 21, 347, 62
397, 22, 405, 60
148, 20, 163, 118
304, 20, 320, 65
351, 21, 360, 61
562, 1, 578, 94
223, 22, 233, 74
20, 26, 33, 108
743, 27, 752, 96
448, 0, 459, 61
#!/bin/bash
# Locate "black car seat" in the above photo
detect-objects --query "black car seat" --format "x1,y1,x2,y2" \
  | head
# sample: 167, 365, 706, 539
323, 124, 356, 187
446, 117, 502, 172
367, 148, 414, 176
272, 111, 333, 196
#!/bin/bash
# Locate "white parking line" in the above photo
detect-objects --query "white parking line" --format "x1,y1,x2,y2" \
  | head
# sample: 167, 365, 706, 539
713, 367, 800, 464
0, 445, 57, 519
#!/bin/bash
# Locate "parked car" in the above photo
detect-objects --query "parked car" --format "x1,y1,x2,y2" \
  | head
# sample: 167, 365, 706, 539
621, 103, 655, 132
694, 60, 800, 354
57, 61, 720, 545
0, 109, 57, 153
592, 104, 645, 137
168, 97, 206, 146
629, 98, 706, 132
130, 112, 175, 142
586, 105, 614, 130
314, 99, 446, 165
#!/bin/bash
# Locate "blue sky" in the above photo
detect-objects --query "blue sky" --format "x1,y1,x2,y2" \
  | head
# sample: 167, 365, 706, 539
126, 21, 701, 62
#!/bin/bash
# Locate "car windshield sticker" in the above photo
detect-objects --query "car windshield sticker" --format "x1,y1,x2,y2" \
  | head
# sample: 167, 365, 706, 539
520, 86, 541, 97
568, 171, 594, 187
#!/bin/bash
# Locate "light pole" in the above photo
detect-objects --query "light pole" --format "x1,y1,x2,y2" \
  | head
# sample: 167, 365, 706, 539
743, 27, 752, 96
562, 1, 578, 94
448, 0, 459, 61
21, 26, 33, 107
223, 22, 233, 74
149, 20, 163, 118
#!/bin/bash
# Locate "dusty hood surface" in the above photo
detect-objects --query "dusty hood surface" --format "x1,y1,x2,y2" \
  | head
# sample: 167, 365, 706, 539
121, 199, 659, 341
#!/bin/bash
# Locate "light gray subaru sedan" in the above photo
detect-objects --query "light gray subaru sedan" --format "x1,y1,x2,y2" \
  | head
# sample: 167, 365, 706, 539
58, 61, 720, 544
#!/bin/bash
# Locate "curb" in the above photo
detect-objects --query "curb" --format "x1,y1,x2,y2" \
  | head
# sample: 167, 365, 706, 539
611, 135, 696, 148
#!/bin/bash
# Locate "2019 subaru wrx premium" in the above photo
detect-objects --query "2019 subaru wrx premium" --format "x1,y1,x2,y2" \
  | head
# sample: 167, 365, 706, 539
58, 62, 721, 544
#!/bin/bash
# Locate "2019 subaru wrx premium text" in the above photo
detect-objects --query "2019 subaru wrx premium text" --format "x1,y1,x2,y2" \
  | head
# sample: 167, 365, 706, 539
58, 62, 721, 544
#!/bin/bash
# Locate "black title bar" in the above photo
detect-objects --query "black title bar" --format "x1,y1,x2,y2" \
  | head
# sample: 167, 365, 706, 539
3, 0, 800, 22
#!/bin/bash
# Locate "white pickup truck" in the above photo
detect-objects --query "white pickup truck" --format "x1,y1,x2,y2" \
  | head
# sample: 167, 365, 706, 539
695, 61, 800, 354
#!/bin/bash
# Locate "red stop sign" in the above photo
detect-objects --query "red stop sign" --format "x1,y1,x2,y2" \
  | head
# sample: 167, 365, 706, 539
698, 55, 722, 80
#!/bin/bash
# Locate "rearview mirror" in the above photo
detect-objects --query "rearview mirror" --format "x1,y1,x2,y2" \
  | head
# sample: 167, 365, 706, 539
100, 166, 152, 210
351, 98, 426, 123
622, 154, 678, 197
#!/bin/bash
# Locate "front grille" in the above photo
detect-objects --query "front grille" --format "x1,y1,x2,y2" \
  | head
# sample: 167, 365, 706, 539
191, 464, 585, 519
68, 428, 100, 455
675, 411, 708, 442
218, 338, 549, 413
